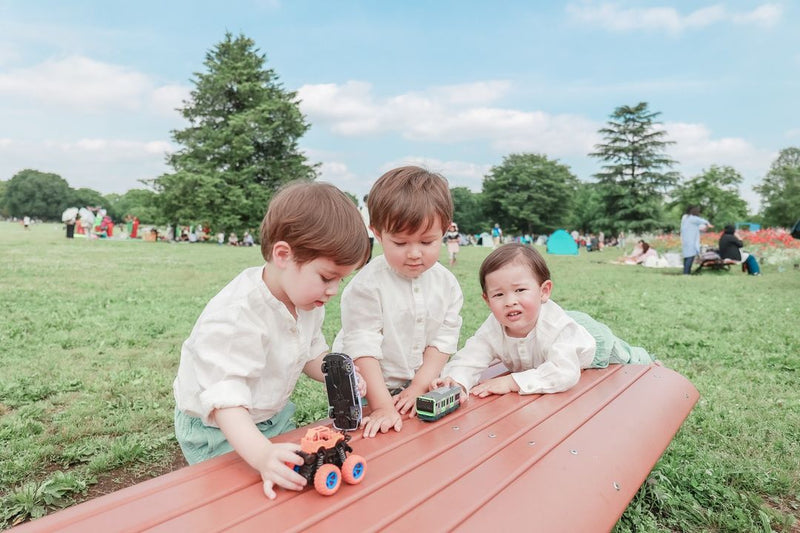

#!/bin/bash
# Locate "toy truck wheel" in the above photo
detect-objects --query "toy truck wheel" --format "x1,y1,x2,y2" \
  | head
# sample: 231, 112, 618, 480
314, 464, 341, 496
342, 454, 366, 485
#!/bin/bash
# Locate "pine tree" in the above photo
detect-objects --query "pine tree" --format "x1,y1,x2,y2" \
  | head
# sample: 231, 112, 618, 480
153, 33, 316, 233
589, 102, 678, 233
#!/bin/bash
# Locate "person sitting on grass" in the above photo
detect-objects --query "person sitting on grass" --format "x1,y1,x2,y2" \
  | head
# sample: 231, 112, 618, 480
616, 240, 658, 265
173, 181, 370, 499
434, 244, 653, 400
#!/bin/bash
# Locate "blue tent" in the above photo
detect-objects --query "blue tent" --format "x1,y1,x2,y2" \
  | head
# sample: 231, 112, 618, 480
547, 229, 578, 255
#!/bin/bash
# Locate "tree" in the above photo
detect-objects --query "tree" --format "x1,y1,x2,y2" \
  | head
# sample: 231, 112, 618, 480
105, 189, 163, 224
152, 33, 316, 233
4, 169, 71, 220
755, 147, 800, 227
589, 102, 679, 233
69, 187, 106, 210
450, 187, 487, 235
568, 182, 605, 234
670, 165, 749, 226
0, 180, 8, 218
482, 153, 579, 235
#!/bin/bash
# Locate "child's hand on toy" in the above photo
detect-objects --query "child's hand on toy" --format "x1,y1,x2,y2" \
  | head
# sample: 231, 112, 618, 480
354, 365, 367, 398
393, 384, 425, 416
361, 406, 403, 438
470, 375, 519, 398
258, 442, 307, 499
430, 377, 468, 404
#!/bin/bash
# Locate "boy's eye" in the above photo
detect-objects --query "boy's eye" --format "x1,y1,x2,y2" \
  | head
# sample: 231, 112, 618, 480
491, 292, 503, 298
392, 241, 405, 246
321, 275, 334, 283
421, 241, 433, 246
515, 288, 527, 293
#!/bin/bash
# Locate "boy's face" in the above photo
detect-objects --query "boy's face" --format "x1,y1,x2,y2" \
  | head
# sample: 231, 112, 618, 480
283, 257, 358, 313
374, 219, 444, 279
482, 262, 552, 338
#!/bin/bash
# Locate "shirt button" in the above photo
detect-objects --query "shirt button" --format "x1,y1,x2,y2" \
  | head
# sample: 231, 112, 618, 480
414, 287, 420, 293
290, 327, 298, 334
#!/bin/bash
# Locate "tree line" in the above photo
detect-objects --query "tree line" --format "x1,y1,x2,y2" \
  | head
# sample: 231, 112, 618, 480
2, 33, 798, 237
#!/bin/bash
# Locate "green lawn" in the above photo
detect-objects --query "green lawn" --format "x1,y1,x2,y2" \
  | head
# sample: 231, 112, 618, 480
1, 221, 798, 531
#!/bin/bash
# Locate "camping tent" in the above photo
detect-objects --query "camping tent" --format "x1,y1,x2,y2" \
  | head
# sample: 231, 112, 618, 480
546, 229, 578, 255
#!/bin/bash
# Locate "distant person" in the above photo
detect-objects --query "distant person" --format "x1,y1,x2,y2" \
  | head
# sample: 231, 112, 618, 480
173, 181, 370, 499
242, 230, 254, 246
492, 223, 503, 248
228, 232, 239, 246
65, 216, 76, 239
433, 244, 653, 400
23, 215, 31, 230
445, 222, 460, 266
680, 206, 713, 275
333, 166, 463, 438
360, 194, 375, 263
719, 225, 761, 276
616, 240, 657, 265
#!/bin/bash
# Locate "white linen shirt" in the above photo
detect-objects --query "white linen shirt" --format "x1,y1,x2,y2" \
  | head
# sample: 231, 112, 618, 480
442, 300, 595, 394
332, 255, 463, 389
173, 266, 328, 426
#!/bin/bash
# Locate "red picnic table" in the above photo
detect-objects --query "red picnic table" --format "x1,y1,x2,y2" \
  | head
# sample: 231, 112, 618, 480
13, 364, 698, 532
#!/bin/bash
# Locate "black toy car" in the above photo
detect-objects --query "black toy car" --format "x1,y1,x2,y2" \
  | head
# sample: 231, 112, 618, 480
321, 352, 362, 431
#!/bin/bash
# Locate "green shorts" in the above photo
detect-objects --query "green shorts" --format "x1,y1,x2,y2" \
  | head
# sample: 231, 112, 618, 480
566, 311, 654, 368
174, 402, 297, 465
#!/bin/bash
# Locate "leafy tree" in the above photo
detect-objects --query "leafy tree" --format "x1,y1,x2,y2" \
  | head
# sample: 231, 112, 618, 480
152, 32, 316, 233
568, 182, 605, 234
450, 187, 487, 235
482, 153, 579, 235
5, 169, 71, 220
105, 189, 163, 224
755, 147, 800, 227
69, 187, 106, 210
589, 102, 679, 233
0, 180, 8, 218
670, 165, 749, 226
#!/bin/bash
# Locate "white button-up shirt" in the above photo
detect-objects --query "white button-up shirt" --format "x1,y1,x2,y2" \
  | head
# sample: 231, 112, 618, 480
333, 255, 463, 389
173, 266, 328, 426
442, 300, 595, 394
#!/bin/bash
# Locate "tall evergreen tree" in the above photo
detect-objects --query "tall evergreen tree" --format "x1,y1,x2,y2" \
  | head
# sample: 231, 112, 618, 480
482, 153, 578, 235
589, 102, 679, 233
153, 33, 316, 233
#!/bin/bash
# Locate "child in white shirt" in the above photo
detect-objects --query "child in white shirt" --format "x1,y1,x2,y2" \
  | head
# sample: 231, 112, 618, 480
173, 181, 370, 499
436, 244, 652, 398
333, 166, 463, 438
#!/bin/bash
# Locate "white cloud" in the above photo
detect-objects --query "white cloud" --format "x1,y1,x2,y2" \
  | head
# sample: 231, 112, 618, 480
566, 2, 782, 32
0, 138, 174, 193
298, 81, 600, 158
0, 55, 189, 117
379, 157, 493, 192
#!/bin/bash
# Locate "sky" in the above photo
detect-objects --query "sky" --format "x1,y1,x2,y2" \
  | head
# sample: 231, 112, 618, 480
1, 1, 798, 211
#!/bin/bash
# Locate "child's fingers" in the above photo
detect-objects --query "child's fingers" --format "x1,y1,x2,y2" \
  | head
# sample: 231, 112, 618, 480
262, 480, 277, 500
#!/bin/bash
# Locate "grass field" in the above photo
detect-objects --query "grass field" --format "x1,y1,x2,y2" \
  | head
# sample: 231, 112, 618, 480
1, 221, 798, 531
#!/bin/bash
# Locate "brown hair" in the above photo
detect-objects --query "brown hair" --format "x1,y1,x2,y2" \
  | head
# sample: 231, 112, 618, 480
479, 244, 551, 294
260, 181, 370, 267
367, 166, 453, 235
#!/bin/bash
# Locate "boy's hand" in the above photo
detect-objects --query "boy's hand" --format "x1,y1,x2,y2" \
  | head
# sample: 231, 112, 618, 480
361, 406, 402, 438
257, 442, 307, 499
470, 375, 519, 398
393, 384, 425, 416
430, 377, 468, 404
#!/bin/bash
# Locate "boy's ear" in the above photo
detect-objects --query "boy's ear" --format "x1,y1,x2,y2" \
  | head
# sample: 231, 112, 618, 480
481, 293, 489, 305
372, 229, 382, 244
271, 241, 293, 267
540, 280, 553, 302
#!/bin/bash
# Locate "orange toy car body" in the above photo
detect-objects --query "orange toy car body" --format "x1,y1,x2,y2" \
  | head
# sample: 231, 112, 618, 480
293, 427, 367, 496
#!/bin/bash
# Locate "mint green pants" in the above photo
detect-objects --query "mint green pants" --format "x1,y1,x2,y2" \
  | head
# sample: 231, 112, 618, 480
566, 311, 654, 368
174, 402, 297, 465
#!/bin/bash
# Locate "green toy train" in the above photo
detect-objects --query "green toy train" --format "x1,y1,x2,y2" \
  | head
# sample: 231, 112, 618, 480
416, 385, 462, 421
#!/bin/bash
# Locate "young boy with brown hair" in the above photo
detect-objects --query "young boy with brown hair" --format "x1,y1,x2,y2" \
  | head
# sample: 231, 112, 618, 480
333, 166, 464, 438
173, 181, 370, 499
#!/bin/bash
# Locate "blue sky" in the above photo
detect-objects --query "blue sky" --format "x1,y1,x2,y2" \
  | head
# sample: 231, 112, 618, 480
1, 1, 797, 210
